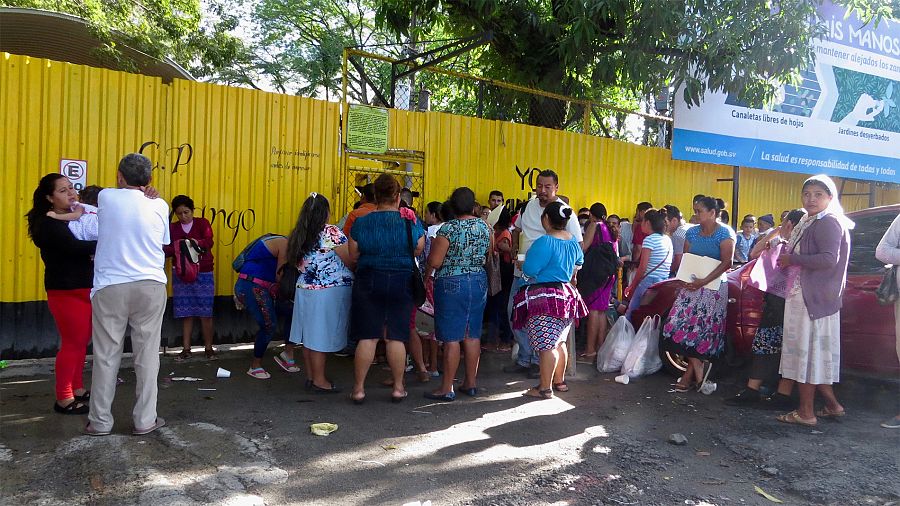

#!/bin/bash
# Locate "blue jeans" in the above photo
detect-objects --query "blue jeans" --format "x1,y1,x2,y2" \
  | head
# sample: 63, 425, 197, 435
434, 271, 488, 342
625, 277, 660, 319
235, 278, 278, 359
508, 276, 538, 366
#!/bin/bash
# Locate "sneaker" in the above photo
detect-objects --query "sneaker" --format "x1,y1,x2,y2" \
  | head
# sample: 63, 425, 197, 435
502, 363, 530, 374
880, 416, 900, 429
724, 388, 764, 407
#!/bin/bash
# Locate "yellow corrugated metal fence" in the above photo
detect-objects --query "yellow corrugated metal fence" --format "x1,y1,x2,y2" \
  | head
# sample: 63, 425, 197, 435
2, 53, 895, 304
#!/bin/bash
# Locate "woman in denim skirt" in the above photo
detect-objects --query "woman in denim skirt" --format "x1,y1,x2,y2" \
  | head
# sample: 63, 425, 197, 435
347, 174, 425, 404
424, 187, 492, 402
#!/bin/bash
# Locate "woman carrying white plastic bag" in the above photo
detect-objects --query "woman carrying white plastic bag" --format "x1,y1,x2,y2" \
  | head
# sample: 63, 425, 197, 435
597, 317, 635, 373
620, 315, 662, 379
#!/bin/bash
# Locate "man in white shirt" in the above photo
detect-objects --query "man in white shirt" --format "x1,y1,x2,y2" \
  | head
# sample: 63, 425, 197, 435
85, 153, 171, 437
505, 170, 583, 376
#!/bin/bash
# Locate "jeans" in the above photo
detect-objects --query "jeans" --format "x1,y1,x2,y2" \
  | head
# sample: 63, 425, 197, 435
508, 276, 538, 366
235, 278, 278, 359
434, 271, 488, 342
486, 288, 514, 344
625, 277, 658, 319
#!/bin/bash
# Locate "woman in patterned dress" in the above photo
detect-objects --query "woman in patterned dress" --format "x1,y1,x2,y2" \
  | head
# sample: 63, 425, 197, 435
725, 209, 805, 407
287, 193, 354, 393
424, 187, 492, 401
661, 196, 735, 392
511, 202, 588, 399
164, 195, 217, 360
775, 175, 852, 427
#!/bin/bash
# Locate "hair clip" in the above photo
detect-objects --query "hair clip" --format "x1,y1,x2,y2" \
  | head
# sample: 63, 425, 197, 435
558, 206, 567, 218
310, 192, 318, 199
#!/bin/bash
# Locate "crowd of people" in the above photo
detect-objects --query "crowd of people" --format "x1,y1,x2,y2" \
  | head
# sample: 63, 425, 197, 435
26, 152, 899, 434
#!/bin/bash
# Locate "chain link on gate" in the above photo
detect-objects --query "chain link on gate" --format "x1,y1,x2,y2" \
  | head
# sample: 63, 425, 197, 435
342, 151, 426, 218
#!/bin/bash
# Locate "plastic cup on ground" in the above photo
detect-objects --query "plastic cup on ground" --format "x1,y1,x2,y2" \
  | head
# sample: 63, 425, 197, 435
216, 368, 231, 379
614, 374, 630, 385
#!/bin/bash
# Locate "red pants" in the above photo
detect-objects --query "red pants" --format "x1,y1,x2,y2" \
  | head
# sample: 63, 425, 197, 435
47, 289, 92, 400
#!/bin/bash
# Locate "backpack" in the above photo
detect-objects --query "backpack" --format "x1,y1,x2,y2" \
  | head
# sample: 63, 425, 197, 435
577, 241, 618, 300
174, 238, 203, 283
232, 233, 282, 272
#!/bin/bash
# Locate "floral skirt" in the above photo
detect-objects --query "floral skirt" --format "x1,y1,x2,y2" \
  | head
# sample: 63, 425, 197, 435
526, 315, 573, 352
661, 282, 728, 359
173, 271, 215, 318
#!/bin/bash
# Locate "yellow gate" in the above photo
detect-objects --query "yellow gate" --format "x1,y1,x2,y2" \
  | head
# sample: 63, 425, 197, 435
341, 149, 426, 216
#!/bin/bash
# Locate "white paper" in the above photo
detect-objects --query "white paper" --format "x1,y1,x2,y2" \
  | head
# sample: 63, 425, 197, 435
675, 253, 724, 291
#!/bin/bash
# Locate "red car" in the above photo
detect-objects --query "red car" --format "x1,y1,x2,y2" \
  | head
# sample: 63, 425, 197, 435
630, 204, 900, 378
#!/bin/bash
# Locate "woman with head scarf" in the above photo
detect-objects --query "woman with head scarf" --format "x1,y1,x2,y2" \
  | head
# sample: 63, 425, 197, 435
775, 175, 853, 427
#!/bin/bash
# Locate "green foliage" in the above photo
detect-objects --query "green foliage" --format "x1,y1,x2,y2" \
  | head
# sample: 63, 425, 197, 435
2, 0, 247, 79
375, 0, 895, 124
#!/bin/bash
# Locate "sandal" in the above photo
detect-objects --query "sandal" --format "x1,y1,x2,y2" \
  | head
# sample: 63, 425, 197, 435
522, 387, 554, 400
553, 381, 569, 392
246, 367, 271, 380
670, 382, 696, 393
205, 348, 218, 361
815, 407, 846, 419
74, 390, 91, 402
310, 382, 342, 394
776, 410, 817, 427
350, 392, 366, 405
424, 391, 456, 402
391, 391, 409, 403
83, 423, 111, 437
54, 400, 89, 415
175, 349, 192, 361
274, 352, 300, 373
416, 370, 432, 383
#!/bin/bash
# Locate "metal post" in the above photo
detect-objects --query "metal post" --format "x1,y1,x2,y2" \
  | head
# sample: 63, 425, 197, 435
477, 81, 485, 118
732, 166, 740, 229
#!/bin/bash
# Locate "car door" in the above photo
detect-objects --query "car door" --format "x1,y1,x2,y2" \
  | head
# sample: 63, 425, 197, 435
841, 210, 900, 375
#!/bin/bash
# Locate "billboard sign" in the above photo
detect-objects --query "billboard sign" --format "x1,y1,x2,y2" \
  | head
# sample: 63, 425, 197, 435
672, 1, 899, 184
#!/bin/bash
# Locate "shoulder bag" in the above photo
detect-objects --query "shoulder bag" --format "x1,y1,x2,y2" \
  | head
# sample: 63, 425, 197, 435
876, 265, 899, 305
405, 219, 427, 307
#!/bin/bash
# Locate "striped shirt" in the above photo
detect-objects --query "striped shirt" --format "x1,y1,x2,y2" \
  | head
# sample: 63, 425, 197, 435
641, 233, 673, 282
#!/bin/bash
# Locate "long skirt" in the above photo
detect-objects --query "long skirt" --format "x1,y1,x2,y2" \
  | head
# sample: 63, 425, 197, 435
661, 282, 728, 359
779, 284, 841, 385
173, 271, 215, 318
289, 285, 351, 352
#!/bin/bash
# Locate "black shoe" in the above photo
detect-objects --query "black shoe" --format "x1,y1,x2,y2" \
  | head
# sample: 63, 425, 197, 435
54, 401, 89, 415
74, 390, 91, 402
334, 347, 354, 358
502, 363, 530, 374
527, 365, 541, 379
724, 388, 763, 406
310, 383, 342, 394
763, 392, 794, 410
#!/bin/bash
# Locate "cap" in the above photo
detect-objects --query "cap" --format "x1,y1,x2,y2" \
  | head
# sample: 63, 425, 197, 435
759, 214, 775, 226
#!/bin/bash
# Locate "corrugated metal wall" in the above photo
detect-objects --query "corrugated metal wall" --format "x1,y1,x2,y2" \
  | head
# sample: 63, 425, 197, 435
3, 53, 895, 305
1, 53, 166, 303
1, 53, 338, 303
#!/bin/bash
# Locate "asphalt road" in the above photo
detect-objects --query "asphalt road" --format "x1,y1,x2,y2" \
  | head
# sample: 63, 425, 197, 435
1, 347, 898, 505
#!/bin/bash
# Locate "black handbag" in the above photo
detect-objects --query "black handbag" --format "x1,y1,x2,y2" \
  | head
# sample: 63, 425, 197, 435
405, 219, 426, 307
876, 265, 899, 305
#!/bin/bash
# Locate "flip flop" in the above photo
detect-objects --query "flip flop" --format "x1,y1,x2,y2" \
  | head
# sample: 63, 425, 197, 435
246, 368, 271, 380
815, 407, 846, 419
391, 391, 409, 403
350, 392, 366, 405
522, 387, 554, 400
553, 381, 569, 392
133, 417, 167, 436
776, 410, 817, 427
83, 423, 111, 437
424, 391, 456, 402
274, 353, 300, 373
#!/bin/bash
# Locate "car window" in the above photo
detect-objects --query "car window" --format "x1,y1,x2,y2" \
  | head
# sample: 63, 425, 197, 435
848, 211, 899, 274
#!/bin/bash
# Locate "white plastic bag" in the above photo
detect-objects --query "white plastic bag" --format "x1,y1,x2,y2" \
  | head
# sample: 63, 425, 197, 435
620, 315, 663, 379
597, 317, 635, 373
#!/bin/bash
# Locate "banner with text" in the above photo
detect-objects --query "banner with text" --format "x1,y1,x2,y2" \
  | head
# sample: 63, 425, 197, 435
673, 1, 899, 184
